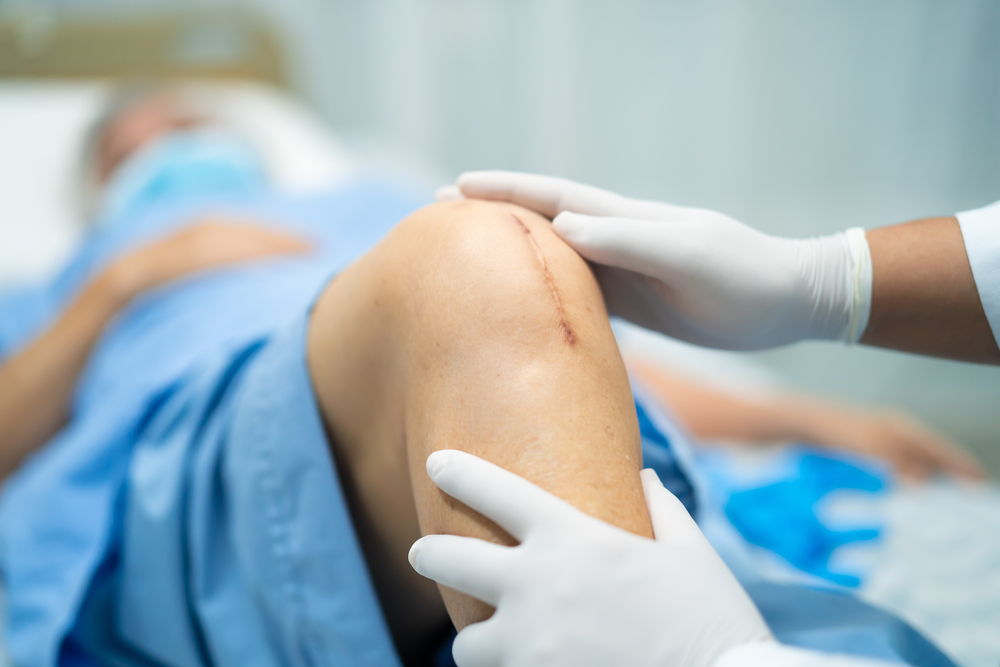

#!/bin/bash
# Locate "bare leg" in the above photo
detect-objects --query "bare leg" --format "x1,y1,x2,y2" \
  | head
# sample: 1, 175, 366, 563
307, 199, 652, 662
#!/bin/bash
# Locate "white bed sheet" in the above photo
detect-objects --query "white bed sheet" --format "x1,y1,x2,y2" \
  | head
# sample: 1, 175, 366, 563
0, 79, 358, 289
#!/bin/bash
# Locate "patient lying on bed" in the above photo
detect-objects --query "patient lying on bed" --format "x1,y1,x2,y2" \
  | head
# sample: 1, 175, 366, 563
0, 88, 979, 667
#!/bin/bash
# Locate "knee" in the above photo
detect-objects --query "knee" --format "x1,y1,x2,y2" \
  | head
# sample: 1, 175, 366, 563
384, 199, 606, 347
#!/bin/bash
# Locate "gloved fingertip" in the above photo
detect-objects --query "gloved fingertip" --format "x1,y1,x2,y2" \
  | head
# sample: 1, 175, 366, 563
407, 539, 423, 571
455, 170, 490, 193
551, 211, 585, 238
640, 468, 664, 489
457, 171, 515, 201
426, 449, 453, 481
435, 184, 464, 201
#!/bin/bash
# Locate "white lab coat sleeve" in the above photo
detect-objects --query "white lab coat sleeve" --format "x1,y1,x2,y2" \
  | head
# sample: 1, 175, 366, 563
712, 642, 898, 667
956, 199, 1000, 347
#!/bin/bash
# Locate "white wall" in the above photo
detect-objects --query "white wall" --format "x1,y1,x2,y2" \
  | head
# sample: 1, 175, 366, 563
265, 1, 1000, 219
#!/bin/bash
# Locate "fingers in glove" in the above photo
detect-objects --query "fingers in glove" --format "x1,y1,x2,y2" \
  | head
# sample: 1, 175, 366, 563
408, 535, 509, 606
640, 469, 705, 546
452, 619, 504, 667
456, 171, 637, 219
436, 184, 464, 201
553, 212, 691, 277
426, 450, 575, 540
458, 171, 693, 226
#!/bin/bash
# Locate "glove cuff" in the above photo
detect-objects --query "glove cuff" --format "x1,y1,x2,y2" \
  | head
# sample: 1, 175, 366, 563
843, 227, 872, 344
797, 230, 872, 343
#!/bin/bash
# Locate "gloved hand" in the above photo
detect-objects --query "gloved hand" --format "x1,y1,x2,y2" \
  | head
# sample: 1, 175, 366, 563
439, 172, 872, 350
408, 450, 773, 667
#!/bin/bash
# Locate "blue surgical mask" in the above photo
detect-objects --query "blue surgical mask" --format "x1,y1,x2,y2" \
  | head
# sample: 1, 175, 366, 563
96, 128, 267, 229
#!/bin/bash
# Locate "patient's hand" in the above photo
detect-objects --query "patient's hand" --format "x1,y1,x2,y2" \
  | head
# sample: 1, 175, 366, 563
802, 408, 984, 481
103, 219, 311, 299
0, 219, 309, 481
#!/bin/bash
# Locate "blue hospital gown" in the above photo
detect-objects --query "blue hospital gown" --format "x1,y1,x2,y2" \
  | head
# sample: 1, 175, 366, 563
0, 181, 954, 667
0, 181, 426, 667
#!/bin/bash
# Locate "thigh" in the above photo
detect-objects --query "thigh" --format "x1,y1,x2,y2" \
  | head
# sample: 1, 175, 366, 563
307, 200, 652, 657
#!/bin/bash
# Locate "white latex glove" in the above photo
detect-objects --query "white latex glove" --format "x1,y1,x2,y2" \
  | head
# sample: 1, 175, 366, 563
714, 642, 897, 667
441, 172, 872, 350
408, 450, 773, 667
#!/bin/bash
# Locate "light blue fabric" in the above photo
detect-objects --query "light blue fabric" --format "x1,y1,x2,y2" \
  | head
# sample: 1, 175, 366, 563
0, 179, 428, 667
61, 312, 400, 667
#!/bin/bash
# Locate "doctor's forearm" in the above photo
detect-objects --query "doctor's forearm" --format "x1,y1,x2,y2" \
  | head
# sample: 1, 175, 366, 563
861, 216, 1000, 364
0, 270, 132, 479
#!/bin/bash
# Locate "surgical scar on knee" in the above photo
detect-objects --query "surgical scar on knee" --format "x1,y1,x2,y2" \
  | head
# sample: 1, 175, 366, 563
510, 213, 577, 345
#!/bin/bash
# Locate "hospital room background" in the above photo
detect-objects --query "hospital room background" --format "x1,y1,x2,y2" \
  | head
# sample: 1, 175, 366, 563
0, 1, 999, 666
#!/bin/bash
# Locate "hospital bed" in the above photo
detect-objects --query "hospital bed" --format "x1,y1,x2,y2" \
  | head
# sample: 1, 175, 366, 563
1, 9, 998, 667
0, 7, 355, 289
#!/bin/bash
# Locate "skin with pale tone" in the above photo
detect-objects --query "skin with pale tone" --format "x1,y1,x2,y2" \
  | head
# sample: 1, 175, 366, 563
863, 216, 1000, 364
307, 199, 654, 662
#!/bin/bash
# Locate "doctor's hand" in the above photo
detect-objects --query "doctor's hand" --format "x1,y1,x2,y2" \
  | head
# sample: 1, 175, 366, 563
408, 450, 773, 667
440, 172, 870, 350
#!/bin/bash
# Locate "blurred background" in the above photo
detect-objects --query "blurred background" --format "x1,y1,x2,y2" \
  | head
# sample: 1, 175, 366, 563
1, 3, 999, 665
1, 0, 998, 471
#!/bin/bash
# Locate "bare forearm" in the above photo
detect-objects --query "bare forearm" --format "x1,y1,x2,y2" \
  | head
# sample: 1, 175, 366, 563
627, 361, 819, 444
628, 358, 984, 479
0, 220, 310, 481
0, 272, 131, 478
862, 216, 1000, 363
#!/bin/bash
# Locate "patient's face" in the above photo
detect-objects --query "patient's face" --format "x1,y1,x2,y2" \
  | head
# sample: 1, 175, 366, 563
97, 94, 202, 183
